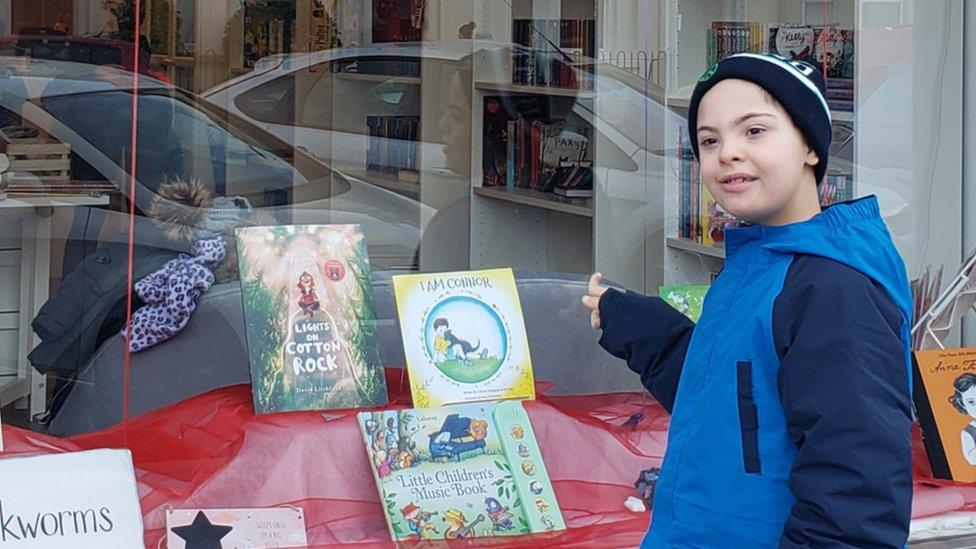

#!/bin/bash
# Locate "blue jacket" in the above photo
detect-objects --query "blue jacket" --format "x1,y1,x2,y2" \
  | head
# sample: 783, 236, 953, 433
599, 197, 913, 548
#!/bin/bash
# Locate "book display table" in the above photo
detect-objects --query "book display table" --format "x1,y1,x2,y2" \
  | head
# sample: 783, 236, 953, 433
3, 368, 976, 547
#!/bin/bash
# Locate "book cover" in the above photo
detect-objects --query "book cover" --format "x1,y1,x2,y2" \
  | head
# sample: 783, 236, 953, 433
392, 268, 535, 407
236, 224, 388, 413
358, 400, 565, 540
659, 285, 709, 323
700, 184, 741, 246
913, 347, 976, 481
483, 97, 510, 187
768, 24, 816, 63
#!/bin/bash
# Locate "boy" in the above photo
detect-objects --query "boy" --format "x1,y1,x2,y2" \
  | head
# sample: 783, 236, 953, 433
582, 53, 913, 547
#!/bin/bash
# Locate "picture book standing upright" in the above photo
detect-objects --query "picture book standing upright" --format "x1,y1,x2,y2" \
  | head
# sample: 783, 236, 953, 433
358, 400, 565, 541
236, 224, 388, 413
392, 268, 535, 407
913, 347, 976, 481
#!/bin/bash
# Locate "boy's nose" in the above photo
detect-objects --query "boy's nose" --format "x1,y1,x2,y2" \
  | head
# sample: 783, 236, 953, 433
719, 140, 745, 163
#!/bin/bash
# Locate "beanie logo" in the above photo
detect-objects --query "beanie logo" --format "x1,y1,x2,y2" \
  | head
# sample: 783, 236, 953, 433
698, 63, 718, 82
789, 60, 815, 77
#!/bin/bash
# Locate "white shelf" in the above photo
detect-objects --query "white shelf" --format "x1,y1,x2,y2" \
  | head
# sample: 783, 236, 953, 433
336, 72, 422, 85
474, 81, 595, 99
666, 236, 726, 259
831, 110, 855, 123
340, 168, 420, 195
0, 194, 110, 209
473, 186, 593, 218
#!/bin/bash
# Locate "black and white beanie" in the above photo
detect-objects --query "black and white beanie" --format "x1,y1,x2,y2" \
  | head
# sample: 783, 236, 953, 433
687, 53, 832, 183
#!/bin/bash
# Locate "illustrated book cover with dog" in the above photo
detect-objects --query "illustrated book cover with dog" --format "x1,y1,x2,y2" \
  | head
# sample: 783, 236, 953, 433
358, 400, 565, 541
236, 224, 388, 414
913, 347, 976, 481
392, 268, 535, 407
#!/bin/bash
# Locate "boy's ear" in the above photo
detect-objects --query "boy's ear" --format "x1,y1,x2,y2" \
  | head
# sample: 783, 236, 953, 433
804, 146, 819, 167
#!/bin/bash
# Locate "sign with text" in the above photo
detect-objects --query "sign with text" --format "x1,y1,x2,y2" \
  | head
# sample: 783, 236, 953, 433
0, 449, 144, 547
166, 507, 307, 548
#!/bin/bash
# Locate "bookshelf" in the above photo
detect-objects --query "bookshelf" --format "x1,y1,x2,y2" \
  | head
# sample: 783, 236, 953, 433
466, 0, 612, 283
463, 0, 666, 293
473, 186, 593, 218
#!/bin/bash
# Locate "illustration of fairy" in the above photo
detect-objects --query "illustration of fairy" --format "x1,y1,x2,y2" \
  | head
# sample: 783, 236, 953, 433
296, 271, 320, 318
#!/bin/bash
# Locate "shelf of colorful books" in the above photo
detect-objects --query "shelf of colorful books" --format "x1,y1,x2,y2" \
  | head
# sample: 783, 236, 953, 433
472, 185, 594, 218
665, 236, 726, 259
474, 81, 596, 100
336, 73, 422, 86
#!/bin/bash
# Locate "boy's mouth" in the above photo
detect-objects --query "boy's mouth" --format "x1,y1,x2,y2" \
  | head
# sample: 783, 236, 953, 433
719, 174, 757, 192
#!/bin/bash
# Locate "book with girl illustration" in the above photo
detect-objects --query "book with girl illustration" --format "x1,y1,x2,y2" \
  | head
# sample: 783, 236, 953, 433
236, 224, 388, 413
913, 347, 976, 481
358, 400, 565, 541
392, 268, 535, 407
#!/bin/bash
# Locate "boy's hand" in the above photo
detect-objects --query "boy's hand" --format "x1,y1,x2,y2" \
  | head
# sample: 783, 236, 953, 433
581, 272, 609, 330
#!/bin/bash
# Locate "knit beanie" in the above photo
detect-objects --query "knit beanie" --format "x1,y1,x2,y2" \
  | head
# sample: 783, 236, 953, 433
687, 52, 832, 184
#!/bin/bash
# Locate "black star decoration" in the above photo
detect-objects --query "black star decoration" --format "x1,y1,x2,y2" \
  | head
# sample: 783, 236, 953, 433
171, 511, 233, 549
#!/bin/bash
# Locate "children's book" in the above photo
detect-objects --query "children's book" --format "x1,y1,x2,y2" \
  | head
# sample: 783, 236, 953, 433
700, 184, 741, 246
358, 400, 565, 541
392, 268, 535, 407
236, 224, 388, 413
913, 347, 976, 481
659, 285, 709, 323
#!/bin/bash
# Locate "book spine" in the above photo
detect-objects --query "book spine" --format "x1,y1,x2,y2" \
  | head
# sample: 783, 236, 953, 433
492, 401, 566, 532
507, 120, 517, 188
912, 358, 953, 479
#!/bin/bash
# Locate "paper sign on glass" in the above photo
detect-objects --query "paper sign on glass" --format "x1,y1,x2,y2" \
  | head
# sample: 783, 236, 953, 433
0, 449, 144, 548
166, 507, 307, 549
393, 268, 535, 407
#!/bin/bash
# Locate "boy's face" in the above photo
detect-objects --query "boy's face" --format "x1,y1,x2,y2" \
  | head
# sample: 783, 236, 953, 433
696, 79, 821, 226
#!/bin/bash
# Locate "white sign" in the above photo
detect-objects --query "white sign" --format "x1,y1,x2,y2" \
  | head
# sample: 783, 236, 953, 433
0, 449, 144, 548
167, 507, 308, 548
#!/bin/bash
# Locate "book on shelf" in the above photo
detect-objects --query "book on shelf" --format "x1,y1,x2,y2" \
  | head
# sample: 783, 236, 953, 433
768, 24, 817, 64
550, 161, 593, 198
366, 115, 420, 181
512, 18, 596, 90
700, 183, 742, 247
372, 0, 423, 43
768, 24, 854, 93
481, 95, 551, 188
242, 2, 293, 69
707, 21, 767, 66
819, 173, 854, 206
235, 224, 389, 414
675, 128, 701, 242
358, 400, 565, 540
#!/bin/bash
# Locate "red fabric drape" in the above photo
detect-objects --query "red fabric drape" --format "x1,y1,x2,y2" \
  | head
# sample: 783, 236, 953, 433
2, 370, 975, 548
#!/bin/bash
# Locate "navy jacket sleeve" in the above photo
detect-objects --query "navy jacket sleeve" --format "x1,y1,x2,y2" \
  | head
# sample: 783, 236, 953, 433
773, 256, 912, 549
597, 288, 694, 413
